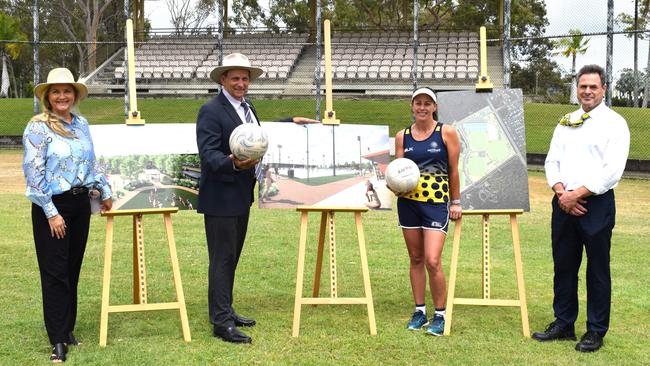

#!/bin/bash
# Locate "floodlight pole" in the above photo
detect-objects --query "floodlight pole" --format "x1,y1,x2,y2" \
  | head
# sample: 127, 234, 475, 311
475, 26, 494, 91
216, 0, 224, 67
125, 19, 145, 125
502, 0, 511, 88
358, 136, 362, 175
32, 0, 39, 114
315, 0, 322, 120
412, 1, 418, 90
634, 0, 639, 107
606, 0, 614, 107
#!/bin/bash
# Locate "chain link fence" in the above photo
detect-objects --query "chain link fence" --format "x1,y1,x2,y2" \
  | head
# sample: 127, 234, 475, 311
1, 1, 648, 161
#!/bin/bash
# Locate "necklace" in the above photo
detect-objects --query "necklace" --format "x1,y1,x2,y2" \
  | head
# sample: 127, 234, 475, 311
558, 113, 590, 128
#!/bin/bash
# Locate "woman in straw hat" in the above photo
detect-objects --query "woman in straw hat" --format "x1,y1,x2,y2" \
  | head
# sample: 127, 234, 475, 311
23, 67, 113, 363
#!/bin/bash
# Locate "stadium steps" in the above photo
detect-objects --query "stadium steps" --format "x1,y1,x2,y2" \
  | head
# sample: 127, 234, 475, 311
486, 46, 504, 88
282, 45, 319, 96
84, 49, 126, 86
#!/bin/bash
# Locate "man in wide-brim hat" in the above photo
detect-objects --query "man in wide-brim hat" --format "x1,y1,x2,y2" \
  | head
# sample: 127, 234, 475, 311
195, 52, 265, 344
209, 52, 264, 83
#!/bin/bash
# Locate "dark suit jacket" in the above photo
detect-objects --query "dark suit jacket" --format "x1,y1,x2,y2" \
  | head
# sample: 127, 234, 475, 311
196, 92, 261, 216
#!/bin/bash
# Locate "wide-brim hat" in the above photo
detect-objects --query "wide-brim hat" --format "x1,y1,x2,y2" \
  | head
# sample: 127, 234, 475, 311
411, 87, 437, 103
209, 53, 264, 83
34, 68, 88, 101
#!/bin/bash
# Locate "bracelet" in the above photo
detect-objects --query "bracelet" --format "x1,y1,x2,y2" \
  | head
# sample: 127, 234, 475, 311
451, 199, 461, 205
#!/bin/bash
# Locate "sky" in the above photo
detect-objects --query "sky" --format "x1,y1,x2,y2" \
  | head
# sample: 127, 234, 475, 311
544, 0, 643, 80
145, 0, 645, 82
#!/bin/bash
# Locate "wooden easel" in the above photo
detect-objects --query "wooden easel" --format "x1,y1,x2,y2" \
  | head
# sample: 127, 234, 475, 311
99, 207, 191, 347
444, 209, 529, 337
292, 206, 377, 337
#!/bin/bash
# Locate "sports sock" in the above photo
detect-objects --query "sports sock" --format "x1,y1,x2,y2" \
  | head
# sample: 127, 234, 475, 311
435, 308, 446, 319
415, 304, 426, 315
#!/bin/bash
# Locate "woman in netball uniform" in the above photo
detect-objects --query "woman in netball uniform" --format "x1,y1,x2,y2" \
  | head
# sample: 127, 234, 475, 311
393, 87, 462, 336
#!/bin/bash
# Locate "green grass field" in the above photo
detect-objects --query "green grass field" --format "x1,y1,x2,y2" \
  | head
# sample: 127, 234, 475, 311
1, 98, 648, 159
1, 149, 649, 365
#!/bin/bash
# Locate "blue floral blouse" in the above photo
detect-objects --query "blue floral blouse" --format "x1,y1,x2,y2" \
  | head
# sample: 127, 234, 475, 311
22, 114, 112, 218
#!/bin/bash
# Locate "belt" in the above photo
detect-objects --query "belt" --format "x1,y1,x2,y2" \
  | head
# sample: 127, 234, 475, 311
65, 186, 89, 195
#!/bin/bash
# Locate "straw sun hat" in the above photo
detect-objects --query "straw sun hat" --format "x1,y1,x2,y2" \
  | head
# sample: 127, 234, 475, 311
34, 68, 88, 101
209, 53, 264, 83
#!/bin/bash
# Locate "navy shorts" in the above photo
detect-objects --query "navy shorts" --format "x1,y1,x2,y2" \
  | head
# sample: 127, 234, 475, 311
397, 197, 449, 233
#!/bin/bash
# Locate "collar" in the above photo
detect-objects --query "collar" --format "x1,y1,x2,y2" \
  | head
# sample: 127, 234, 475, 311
579, 101, 607, 119
222, 88, 246, 110
60, 112, 80, 127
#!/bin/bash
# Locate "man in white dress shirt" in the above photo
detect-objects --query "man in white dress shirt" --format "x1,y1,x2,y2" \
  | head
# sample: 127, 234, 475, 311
531, 65, 630, 352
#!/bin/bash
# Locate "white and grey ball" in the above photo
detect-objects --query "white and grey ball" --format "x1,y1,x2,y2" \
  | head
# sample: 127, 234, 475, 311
385, 158, 420, 193
229, 123, 269, 161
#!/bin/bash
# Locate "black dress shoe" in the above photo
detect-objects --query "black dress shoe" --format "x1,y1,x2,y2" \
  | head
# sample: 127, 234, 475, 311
50, 343, 67, 363
532, 321, 576, 341
233, 312, 256, 327
575, 331, 603, 352
213, 324, 252, 344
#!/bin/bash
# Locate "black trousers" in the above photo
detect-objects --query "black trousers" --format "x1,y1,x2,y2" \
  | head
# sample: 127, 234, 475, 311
32, 193, 91, 345
551, 190, 615, 337
204, 211, 250, 326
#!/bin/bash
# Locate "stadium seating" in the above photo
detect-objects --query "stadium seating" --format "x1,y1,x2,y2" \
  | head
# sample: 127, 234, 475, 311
324, 31, 480, 80
88, 29, 491, 96
109, 33, 308, 83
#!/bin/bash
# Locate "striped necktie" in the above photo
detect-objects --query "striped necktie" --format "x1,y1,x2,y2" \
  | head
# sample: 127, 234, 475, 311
242, 101, 255, 124
241, 101, 263, 181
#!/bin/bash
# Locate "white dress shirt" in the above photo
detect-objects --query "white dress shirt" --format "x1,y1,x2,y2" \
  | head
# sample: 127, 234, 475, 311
545, 102, 630, 195
222, 88, 259, 125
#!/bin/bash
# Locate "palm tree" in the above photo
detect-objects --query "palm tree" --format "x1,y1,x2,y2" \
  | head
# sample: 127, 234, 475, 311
554, 29, 590, 104
0, 13, 27, 98
616, 0, 650, 107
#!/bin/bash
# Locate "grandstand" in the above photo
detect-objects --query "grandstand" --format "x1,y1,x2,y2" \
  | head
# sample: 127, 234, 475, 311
84, 31, 503, 98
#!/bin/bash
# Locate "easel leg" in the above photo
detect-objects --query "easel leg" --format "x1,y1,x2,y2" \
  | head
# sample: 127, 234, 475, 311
327, 211, 337, 298
444, 218, 462, 336
355, 212, 376, 335
311, 212, 328, 301
99, 216, 114, 347
292, 211, 309, 337
510, 214, 530, 337
133, 214, 147, 304
163, 213, 191, 342
482, 214, 490, 300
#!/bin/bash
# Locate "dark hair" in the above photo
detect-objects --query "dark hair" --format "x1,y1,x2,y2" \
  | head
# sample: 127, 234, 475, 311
411, 86, 439, 121
577, 64, 606, 86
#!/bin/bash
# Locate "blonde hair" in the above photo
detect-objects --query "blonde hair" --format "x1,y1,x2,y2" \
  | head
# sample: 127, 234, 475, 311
30, 84, 81, 138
